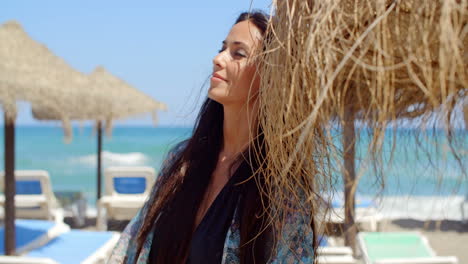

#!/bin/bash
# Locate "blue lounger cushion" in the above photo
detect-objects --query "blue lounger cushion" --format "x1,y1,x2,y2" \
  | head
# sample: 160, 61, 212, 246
113, 177, 146, 194
318, 235, 328, 247
26, 230, 114, 263
16, 180, 42, 195
0, 219, 55, 255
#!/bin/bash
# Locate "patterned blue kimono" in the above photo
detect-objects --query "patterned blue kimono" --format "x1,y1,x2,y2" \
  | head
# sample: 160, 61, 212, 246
107, 145, 314, 263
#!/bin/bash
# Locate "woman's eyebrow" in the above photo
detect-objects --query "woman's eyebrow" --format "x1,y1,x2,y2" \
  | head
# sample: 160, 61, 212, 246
222, 40, 250, 49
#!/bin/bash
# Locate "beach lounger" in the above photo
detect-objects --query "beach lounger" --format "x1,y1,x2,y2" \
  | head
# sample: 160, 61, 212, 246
0, 219, 70, 255
97, 166, 155, 230
0, 230, 119, 264
0, 170, 63, 221
25, 230, 119, 264
325, 196, 382, 232
358, 232, 459, 264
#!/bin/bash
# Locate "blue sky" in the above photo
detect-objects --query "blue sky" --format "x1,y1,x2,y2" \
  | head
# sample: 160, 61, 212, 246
1, 0, 273, 127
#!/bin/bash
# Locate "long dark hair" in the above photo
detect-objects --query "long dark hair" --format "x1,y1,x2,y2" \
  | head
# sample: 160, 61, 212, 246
134, 11, 272, 263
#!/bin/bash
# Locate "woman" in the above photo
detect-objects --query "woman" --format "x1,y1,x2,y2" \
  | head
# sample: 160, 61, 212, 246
108, 11, 314, 264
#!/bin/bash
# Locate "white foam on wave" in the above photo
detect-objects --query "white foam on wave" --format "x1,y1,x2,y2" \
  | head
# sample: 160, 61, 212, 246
376, 195, 466, 221
323, 192, 467, 221
73, 151, 149, 166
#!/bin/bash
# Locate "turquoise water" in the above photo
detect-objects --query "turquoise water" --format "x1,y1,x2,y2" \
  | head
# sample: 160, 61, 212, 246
0, 126, 466, 207
347, 129, 467, 197
0, 126, 191, 206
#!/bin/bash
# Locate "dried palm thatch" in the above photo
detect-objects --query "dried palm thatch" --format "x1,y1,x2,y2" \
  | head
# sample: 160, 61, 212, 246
0, 20, 92, 133
254, 0, 467, 256
32, 66, 167, 135
88, 66, 167, 126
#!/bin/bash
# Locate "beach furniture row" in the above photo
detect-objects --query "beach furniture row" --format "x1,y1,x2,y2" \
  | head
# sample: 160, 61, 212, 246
0, 225, 457, 264
0, 170, 462, 263
0, 169, 383, 232
0, 167, 156, 230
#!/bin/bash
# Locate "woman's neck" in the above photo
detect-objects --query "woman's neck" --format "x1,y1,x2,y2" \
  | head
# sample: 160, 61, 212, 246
221, 102, 258, 159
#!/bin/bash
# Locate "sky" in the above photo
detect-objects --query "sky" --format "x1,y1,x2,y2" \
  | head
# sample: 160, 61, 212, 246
1, 0, 273, 127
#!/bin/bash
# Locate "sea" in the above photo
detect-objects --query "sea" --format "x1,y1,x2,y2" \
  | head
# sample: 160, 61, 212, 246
0, 125, 466, 221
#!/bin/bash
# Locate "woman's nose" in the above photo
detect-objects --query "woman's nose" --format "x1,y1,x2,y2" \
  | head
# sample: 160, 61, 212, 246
212, 52, 226, 70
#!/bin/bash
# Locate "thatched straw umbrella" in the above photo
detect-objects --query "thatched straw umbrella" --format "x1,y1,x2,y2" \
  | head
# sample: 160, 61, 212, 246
33, 66, 167, 201
0, 20, 96, 255
257, 0, 467, 255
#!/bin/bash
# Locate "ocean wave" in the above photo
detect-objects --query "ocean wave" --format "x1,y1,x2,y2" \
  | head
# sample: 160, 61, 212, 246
72, 151, 150, 166
325, 193, 466, 221
377, 195, 466, 221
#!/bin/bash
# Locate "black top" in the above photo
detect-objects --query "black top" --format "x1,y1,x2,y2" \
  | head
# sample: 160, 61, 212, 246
148, 172, 243, 264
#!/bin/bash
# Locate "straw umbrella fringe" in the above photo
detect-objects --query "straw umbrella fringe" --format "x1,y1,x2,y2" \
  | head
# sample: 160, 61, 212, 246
32, 66, 167, 126
257, 0, 467, 254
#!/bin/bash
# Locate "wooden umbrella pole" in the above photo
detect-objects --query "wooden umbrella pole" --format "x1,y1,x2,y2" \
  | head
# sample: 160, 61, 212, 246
4, 113, 16, 255
97, 121, 103, 201
343, 108, 357, 253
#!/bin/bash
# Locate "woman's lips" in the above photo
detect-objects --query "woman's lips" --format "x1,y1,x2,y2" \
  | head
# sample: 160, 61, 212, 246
211, 73, 227, 82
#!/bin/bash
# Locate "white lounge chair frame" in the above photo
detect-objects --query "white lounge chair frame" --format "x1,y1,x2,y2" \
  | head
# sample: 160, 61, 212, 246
316, 236, 357, 264
358, 232, 459, 264
97, 166, 155, 230
317, 255, 357, 264
81, 232, 120, 264
0, 170, 62, 221
326, 207, 383, 232
318, 246, 353, 256
0, 256, 58, 264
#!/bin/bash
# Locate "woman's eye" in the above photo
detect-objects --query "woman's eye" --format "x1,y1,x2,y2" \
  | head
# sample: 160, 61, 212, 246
234, 50, 247, 58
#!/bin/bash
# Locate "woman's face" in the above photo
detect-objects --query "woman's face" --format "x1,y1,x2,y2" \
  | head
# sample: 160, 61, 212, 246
208, 20, 263, 107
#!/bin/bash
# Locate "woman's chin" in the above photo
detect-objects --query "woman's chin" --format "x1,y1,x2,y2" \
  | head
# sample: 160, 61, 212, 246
208, 89, 226, 104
